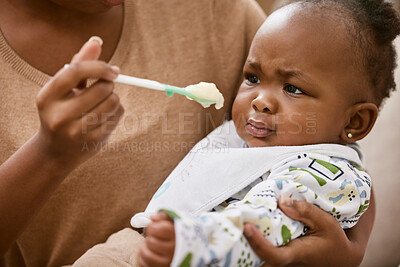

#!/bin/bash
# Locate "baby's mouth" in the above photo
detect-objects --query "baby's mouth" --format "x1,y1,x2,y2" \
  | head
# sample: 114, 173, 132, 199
245, 118, 276, 138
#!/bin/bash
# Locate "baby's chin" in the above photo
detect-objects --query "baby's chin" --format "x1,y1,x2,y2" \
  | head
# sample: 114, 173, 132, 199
244, 137, 279, 148
239, 129, 325, 147
244, 135, 313, 148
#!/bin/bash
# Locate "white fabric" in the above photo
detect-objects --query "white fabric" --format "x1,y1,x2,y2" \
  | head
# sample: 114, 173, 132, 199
169, 152, 371, 267
130, 121, 364, 228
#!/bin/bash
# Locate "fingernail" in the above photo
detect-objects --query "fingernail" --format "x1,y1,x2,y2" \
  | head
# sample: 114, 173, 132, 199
89, 36, 103, 46
111, 65, 120, 75
243, 224, 253, 237
108, 66, 120, 80
280, 195, 293, 207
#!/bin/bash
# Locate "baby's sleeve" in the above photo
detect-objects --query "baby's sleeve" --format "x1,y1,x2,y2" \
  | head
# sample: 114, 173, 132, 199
165, 153, 371, 267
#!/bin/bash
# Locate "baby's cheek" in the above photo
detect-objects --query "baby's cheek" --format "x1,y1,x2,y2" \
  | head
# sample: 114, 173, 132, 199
276, 123, 314, 146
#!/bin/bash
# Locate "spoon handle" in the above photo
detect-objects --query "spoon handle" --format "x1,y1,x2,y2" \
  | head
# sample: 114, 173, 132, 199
114, 74, 166, 91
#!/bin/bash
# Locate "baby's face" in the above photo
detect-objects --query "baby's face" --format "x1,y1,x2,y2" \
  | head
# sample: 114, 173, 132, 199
232, 4, 367, 147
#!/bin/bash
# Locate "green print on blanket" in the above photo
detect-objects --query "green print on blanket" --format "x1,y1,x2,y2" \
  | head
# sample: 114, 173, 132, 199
237, 237, 254, 267
289, 167, 327, 186
160, 209, 181, 219
332, 207, 341, 220
350, 162, 365, 172
289, 159, 343, 186
313, 159, 341, 174
179, 252, 193, 267
356, 200, 370, 216
281, 225, 292, 245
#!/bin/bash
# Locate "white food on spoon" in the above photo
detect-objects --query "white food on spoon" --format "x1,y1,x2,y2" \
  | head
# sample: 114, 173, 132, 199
185, 82, 224, 109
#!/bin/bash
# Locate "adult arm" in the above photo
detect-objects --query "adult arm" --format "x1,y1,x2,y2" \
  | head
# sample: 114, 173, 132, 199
0, 38, 124, 254
244, 190, 375, 267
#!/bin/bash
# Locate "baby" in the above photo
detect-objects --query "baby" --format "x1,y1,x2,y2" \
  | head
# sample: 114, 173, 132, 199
136, 0, 400, 266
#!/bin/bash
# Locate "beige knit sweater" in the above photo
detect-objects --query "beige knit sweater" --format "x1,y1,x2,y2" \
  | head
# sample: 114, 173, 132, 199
0, 0, 265, 266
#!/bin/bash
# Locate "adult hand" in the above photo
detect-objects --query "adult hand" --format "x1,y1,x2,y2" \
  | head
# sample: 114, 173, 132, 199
0, 37, 125, 254
244, 194, 375, 267
35, 36, 124, 168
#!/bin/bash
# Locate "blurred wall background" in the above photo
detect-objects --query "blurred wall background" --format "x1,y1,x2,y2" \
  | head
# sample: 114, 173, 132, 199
255, 1, 400, 266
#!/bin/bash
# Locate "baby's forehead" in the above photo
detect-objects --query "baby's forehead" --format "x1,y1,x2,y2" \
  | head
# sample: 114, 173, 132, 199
250, 3, 370, 101
254, 0, 399, 107
257, 5, 354, 52
261, 2, 354, 36
257, 2, 362, 67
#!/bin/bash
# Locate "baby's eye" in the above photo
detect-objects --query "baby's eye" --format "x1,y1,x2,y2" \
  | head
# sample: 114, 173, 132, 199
245, 74, 260, 85
284, 84, 303, 94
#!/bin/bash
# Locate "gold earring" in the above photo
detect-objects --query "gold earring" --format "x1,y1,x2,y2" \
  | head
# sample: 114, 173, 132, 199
347, 132, 353, 139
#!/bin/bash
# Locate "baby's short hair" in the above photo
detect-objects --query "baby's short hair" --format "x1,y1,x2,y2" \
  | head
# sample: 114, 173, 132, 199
291, 0, 400, 108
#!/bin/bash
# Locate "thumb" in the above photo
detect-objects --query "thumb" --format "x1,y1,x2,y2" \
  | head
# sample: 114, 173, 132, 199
70, 36, 103, 64
69, 36, 103, 89
243, 223, 293, 266
278, 195, 335, 232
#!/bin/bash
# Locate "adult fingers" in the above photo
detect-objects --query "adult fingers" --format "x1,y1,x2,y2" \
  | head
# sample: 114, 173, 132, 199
80, 104, 124, 143
245, 196, 345, 267
65, 80, 116, 120
243, 224, 294, 266
66, 92, 122, 138
277, 195, 336, 234
37, 61, 119, 103
70, 36, 103, 64
80, 93, 121, 132
70, 36, 103, 89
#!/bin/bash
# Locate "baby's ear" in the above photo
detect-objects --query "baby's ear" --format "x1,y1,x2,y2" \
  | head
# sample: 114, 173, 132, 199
340, 103, 378, 143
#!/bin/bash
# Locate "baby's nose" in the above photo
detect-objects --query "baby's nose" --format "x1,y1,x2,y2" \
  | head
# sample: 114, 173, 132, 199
251, 94, 277, 113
